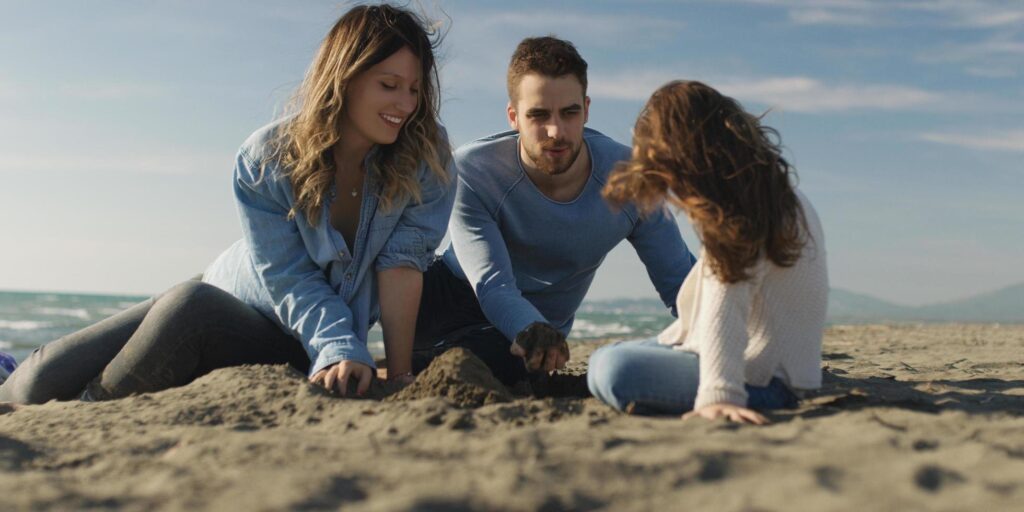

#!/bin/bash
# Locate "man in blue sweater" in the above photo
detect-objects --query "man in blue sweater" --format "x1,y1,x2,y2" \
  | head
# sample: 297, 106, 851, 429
410, 36, 695, 388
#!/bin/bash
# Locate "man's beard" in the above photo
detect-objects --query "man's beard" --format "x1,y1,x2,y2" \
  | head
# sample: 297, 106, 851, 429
525, 139, 583, 176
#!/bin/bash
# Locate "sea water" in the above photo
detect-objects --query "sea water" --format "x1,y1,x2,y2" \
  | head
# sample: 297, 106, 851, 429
0, 291, 674, 363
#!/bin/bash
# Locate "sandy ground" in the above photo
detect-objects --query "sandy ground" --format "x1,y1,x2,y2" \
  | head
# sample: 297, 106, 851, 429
1, 323, 1022, 511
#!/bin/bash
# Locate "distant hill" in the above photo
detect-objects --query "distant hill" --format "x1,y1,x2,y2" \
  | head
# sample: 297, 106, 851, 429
583, 283, 1024, 324
829, 283, 1024, 324
913, 283, 1024, 323
827, 289, 913, 323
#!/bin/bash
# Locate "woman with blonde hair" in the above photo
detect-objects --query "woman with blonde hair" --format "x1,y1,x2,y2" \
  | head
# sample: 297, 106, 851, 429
1, 4, 453, 403
588, 81, 828, 424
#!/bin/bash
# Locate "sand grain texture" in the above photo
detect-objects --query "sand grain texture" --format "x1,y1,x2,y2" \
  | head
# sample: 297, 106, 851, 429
1, 324, 1023, 511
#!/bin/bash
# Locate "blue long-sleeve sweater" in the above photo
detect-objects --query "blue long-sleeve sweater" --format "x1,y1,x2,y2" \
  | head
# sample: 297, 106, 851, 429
442, 128, 696, 341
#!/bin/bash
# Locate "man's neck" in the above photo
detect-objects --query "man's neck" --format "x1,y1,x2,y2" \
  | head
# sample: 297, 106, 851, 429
520, 141, 591, 202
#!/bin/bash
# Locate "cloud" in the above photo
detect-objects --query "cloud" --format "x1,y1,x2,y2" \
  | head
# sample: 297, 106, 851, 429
0, 80, 172, 102
459, 10, 685, 41
589, 72, 946, 113
58, 83, 171, 100
737, 0, 1024, 28
787, 8, 873, 25
920, 34, 1024, 78
919, 130, 1024, 153
724, 77, 944, 112
439, 7, 688, 96
0, 151, 232, 175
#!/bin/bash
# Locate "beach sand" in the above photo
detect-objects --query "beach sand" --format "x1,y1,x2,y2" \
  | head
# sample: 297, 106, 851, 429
1, 324, 1022, 511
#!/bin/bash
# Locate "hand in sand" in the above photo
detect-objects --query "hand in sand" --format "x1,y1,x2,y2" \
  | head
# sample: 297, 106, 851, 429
510, 322, 570, 373
310, 360, 374, 397
683, 403, 769, 425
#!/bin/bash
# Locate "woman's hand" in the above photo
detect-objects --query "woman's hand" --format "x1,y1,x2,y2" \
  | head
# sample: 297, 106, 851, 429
682, 403, 769, 425
310, 360, 374, 397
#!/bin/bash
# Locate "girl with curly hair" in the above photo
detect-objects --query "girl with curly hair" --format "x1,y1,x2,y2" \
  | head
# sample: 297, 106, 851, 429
589, 81, 829, 424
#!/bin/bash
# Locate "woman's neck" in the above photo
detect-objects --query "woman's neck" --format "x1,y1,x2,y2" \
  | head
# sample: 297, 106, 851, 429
333, 132, 373, 173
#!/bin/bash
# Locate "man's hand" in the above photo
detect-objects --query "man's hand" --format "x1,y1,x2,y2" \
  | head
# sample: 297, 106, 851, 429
510, 322, 570, 372
682, 403, 769, 425
310, 360, 374, 397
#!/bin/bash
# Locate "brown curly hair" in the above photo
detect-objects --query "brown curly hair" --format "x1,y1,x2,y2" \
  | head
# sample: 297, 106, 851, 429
603, 81, 806, 283
273, 4, 450, 225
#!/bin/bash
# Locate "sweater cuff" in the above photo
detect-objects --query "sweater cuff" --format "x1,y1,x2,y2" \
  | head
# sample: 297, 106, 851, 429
694, 385, 748, 410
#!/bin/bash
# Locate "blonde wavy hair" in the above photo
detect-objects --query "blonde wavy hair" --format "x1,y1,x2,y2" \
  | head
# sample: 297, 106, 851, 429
272, 4, 450, 225
603, 81, 807, 284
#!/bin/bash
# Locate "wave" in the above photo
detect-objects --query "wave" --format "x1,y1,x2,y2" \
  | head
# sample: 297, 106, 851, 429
572, 319, 634, 338
34, 307, 92, 320
0, 340, 10, 350
0, 320, 52, 331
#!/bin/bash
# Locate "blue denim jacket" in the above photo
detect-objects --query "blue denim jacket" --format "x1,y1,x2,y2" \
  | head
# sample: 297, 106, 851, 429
203, 121, 455, 377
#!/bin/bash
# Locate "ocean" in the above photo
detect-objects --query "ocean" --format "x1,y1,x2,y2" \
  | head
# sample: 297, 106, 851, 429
0, 291, 674, 364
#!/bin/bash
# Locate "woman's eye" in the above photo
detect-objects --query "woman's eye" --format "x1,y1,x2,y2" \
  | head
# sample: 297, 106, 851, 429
381, 82, 397, 90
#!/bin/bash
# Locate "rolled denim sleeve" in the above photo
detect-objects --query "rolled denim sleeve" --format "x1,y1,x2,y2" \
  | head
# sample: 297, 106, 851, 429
450, 177, 547, 341
375, 158, 457, 272
626, 205, 697, 317
233, 149, 374, 376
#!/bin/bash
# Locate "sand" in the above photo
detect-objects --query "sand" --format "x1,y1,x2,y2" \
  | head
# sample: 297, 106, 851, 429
1, 324, 1022, 511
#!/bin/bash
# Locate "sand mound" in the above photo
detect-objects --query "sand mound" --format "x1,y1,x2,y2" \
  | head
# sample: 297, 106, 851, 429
390, 347, 513, 407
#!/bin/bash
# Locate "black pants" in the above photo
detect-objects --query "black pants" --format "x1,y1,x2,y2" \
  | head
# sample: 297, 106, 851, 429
412, 259, 527, 386
0, 279, 309, 404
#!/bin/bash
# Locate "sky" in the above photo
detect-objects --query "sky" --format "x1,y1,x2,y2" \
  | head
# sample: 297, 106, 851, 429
0, 0, 1021, 306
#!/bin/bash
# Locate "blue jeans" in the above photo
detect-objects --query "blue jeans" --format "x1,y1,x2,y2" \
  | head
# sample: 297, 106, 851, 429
587, 338, 798, 415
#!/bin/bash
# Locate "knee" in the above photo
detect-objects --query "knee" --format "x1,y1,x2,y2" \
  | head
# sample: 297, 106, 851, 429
160, 280, 222, 306
587, 345, 641, 412
0, 350, 66, 404
152, 281, 232, 325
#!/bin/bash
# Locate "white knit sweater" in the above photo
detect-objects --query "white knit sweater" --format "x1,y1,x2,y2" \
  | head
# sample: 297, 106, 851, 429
657, 191, 829, 409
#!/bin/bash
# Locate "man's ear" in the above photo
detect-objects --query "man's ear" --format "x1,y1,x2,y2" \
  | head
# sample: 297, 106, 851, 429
507, 101, 519, 131
584, 96, 591, 124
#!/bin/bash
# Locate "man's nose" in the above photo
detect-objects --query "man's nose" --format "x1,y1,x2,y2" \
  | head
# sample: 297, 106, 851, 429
546, 118, 564, 139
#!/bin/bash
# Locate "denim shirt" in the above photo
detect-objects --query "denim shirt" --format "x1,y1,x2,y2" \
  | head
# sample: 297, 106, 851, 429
442, 128, 696, 342
203, 121, 455, 377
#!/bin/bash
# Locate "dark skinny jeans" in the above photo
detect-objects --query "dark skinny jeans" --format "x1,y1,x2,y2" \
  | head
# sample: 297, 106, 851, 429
0, 280, 309, 404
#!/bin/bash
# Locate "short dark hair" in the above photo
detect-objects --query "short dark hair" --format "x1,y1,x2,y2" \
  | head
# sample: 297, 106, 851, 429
506, 36, 588, 101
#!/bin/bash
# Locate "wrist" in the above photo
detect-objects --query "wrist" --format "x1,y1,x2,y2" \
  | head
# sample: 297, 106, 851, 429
387, 371, 415, 385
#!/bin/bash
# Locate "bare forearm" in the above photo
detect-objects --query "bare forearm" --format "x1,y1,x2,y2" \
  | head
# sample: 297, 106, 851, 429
377, 267, 422, 376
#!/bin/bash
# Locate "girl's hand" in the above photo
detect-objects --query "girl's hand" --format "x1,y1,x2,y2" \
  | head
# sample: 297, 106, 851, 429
310, 360, 374, 397
682, 403, 769, 425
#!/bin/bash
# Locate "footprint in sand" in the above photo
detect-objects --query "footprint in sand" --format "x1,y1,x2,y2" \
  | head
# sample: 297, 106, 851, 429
696, 453, 733, 482
914, 465, 965, 492
911, 439, 940, 451
813, 466, 843, 492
